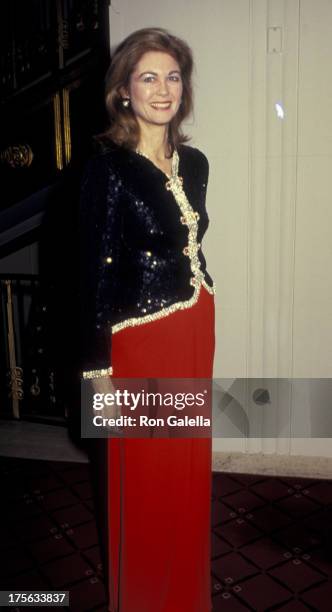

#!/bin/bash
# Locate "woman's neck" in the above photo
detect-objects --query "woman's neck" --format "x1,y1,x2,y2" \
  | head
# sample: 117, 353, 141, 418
137, 123, 171, 161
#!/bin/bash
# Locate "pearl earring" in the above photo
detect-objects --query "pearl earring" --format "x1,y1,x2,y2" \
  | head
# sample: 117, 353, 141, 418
122, 98, 130, 108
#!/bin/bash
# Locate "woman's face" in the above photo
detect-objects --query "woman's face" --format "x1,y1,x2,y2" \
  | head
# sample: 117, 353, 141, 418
125, 51, 183, 129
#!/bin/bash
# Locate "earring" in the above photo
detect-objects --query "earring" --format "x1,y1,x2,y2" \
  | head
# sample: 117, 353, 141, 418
122, 98, 130, 108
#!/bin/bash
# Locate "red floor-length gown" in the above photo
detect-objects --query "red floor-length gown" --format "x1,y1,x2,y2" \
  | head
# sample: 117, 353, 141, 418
92, 285, 214, 612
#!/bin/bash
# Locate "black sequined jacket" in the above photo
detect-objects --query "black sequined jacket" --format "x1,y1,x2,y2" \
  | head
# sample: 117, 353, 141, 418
79, 141, 215, 379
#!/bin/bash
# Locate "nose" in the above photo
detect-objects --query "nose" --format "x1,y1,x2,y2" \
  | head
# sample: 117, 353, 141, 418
157, 78, 170, 96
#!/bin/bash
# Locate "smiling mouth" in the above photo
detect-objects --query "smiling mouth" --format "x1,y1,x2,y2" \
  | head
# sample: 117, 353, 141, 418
150, 102, 172, 110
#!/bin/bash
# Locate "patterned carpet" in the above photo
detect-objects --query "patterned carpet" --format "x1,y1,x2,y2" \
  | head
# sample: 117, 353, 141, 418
1, 456, 332, 611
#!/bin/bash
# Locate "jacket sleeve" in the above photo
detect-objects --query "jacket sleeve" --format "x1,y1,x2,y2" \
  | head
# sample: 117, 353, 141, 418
196, 150, 216, 290
200, 151, 209, 208
79, 154, 123, 380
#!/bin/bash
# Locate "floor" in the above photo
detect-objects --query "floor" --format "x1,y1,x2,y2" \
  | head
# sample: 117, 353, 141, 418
1, 455, 332, 611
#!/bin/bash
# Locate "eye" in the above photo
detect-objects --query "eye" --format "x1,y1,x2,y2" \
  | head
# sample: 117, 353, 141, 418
143, 75, 155, 83
168, 75, 181, 82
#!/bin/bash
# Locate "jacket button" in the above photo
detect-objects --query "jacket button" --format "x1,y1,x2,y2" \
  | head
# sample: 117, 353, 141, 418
182, 246, 189, 256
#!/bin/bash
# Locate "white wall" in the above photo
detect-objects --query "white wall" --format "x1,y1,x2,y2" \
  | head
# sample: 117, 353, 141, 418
109, 0, 332, 459
294, 0, 332, 377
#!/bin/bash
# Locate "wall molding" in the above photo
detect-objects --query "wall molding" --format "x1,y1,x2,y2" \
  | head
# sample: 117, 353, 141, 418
246, 0, 301, 455
212, 450, 332, 479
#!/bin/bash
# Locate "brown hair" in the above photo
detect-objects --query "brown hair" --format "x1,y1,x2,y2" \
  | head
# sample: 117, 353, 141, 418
97, 27, 194, 155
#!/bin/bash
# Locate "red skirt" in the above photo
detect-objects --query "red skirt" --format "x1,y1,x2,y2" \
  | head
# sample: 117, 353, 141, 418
96, 286, 215, 612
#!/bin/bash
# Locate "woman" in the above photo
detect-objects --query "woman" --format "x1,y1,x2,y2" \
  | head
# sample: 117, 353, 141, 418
79, 27, 215, 612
